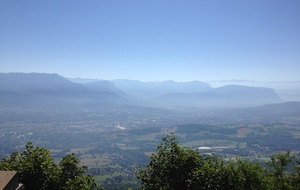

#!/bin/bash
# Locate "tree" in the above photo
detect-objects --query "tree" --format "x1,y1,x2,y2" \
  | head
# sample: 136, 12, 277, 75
0, 142, 101, 190
267, 151, 299, 190
233, 158, 268, 190
136, 134, 269, 190
189, 153, 268, 190
136, 134, 204, 189
0, 142, 59, 190
59, 153, 97, 190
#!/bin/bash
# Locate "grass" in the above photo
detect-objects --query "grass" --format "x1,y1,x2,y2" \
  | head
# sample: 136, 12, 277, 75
94, 172, 122, 183
79, 154, 111, 166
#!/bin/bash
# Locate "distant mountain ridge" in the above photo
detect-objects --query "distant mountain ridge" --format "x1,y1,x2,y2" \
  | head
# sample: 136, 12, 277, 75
0, 73, 283, 110
0, 73, 91, 95
0, 73, 127, 110
112, 79, 212, 98
83, 80, 125, 95
207, 79, 300, 102
214, 85, 281, 106
111, 79, 282, 108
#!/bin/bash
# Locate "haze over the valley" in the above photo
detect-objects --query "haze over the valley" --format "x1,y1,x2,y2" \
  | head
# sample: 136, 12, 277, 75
0, 72, 298, 111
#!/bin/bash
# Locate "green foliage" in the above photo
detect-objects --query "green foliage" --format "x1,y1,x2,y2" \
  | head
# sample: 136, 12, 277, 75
266, 151, 300, 190
137, 134, 204, 189
137, 134, 300, 190
0, 142, 101, 190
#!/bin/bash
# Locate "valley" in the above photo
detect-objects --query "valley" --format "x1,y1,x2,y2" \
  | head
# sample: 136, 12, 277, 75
1, 101, 300, 189
1, 73, 300, 189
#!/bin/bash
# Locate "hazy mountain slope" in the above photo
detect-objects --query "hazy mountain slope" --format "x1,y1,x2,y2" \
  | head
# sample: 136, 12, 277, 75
253, 101, 300, 116
0, 89, 76, 110
112, 79, 212, 97
152, 85, 282, 108
214, 85, 282, 106
0, 73, 284, 110
83, 80, 125, 95
214, 101, 300, 124
0, 73, 128, 110
0, 73, 92, 96
156, 92, 233, 108
207, 80, 300, 102
153, 80, 212, 94
112, 80, 283, 108
111, 79, 160, 98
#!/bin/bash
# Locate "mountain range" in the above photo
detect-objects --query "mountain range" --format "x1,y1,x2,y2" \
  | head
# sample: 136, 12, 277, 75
0, 73, 284, 110
0, 73, 126, 110
207, 79, 300, 102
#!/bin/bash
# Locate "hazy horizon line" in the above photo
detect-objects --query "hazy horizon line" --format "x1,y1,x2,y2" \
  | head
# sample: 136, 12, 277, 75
2, 72, 299, 83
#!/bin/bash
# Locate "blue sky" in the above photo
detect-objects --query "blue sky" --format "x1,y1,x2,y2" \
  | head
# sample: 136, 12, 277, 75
1, 0, 299, 82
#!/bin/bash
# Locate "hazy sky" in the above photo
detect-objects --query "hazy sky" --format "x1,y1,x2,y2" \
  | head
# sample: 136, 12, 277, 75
1, 0, 299, 82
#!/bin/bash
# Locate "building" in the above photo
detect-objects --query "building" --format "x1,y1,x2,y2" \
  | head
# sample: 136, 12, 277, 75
0, 171, 24, 190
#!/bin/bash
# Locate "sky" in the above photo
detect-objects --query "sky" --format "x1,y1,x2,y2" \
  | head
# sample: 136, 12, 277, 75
0, 0, 299, 82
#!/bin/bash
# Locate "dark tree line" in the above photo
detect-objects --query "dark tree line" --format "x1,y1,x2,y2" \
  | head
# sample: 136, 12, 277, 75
2, 135, 300, 190
137, 134, 300, 190
0, 142, 102, 190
